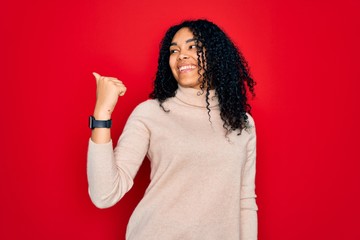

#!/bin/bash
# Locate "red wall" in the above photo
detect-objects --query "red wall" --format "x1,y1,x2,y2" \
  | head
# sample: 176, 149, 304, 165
1, 0, 359, 239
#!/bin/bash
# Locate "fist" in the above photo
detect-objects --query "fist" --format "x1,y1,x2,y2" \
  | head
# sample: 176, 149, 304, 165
92, 72, 127, 119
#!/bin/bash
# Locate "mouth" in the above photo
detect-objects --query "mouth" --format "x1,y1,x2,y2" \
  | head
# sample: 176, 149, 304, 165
178, 64, 196, 72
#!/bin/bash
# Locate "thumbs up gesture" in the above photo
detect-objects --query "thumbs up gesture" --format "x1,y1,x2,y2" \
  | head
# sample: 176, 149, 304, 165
92, 72, 127, 120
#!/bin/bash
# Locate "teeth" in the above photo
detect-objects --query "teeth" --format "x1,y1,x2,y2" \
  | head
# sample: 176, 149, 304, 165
179, 65, 195, 71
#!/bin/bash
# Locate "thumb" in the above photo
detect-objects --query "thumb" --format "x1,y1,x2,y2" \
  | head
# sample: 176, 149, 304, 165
92, 72, 101, 84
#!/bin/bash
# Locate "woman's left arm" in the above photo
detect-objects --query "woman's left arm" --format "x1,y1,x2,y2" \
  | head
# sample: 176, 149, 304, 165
240, 115, 258, 240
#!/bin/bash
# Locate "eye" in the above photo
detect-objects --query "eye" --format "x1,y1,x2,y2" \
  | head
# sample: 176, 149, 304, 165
189, 45, 197, 50
170, 49, 179, 54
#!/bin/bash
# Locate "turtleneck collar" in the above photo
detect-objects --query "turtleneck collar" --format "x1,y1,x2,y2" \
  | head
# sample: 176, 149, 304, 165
175, 85, 219, 108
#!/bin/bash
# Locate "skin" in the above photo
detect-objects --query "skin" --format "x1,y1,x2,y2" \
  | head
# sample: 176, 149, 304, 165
169, 27, 204, 89
91, 72, 126, 143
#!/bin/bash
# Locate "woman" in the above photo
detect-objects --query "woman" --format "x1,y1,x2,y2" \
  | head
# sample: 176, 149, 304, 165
88, 19, 258, 239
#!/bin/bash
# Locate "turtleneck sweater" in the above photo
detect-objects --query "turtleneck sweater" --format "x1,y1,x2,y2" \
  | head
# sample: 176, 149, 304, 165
87, 85, 258, 240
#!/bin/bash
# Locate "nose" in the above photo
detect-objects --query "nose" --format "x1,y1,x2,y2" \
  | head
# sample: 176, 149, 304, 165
177, 52, 189, 61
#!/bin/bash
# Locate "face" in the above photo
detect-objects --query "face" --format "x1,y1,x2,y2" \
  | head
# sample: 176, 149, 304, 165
169, 27, 204, 89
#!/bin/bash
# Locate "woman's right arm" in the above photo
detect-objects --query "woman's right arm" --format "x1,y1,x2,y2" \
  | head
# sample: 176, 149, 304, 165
87, 72, 129, 208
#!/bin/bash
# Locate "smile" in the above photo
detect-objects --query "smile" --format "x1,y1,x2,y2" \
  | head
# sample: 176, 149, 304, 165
178, 65, 196, 72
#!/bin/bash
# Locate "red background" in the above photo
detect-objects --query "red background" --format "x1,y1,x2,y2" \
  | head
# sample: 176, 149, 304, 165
1, 0, 360, 239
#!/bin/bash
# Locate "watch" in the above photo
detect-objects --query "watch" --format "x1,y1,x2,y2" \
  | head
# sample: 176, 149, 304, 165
89, 116, 112, 129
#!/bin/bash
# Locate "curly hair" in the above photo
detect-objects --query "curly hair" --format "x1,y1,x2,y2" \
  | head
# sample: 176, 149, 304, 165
150, 19, 256, 135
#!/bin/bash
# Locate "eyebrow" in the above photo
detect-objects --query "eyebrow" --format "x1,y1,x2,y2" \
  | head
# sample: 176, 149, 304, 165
170, 38, 197, 46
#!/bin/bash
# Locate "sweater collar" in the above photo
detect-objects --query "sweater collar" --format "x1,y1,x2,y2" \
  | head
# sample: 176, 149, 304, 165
175, 85, 219, 108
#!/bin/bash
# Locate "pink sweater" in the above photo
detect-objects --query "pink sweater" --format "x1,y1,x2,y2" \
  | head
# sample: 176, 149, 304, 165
87, 86, 258, 239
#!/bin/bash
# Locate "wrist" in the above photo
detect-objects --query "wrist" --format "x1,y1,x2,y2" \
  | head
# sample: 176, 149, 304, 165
89, 116, 112, 129
93, 111, 111, 120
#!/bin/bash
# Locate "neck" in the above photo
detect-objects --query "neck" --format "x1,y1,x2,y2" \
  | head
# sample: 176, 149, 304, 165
175, 85, 219, 108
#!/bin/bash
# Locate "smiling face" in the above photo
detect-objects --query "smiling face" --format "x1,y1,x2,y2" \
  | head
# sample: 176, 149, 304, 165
169, 27, 204, 89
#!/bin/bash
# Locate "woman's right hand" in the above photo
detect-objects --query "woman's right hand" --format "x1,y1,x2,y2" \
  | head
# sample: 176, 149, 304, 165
92, 72, 127, 120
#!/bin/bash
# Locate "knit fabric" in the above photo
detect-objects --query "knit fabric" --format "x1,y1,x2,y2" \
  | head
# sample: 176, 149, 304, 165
87, 85, 258, 239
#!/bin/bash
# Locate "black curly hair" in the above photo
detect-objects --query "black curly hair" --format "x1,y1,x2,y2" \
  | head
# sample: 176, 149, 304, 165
150, 19, 256, 135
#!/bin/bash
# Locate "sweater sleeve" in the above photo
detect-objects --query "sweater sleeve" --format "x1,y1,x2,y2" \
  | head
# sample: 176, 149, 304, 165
240, 115, 258, 239
87, 105, 150, 208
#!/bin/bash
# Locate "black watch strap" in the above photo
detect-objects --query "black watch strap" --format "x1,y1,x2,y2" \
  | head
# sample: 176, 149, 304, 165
89, 116, 112, 129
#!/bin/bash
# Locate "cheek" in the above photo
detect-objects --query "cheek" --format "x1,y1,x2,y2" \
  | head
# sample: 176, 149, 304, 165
168, 56, 179, 79
169, 54, 175, 62
169, 56, 177, 71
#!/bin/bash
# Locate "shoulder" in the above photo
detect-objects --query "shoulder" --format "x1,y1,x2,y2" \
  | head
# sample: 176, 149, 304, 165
130, 99, 162, 117
244, 113, 256, 137
246, 113, 255, 128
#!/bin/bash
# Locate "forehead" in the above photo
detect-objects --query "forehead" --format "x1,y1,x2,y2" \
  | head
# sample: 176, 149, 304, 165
171, 27, 194, 43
